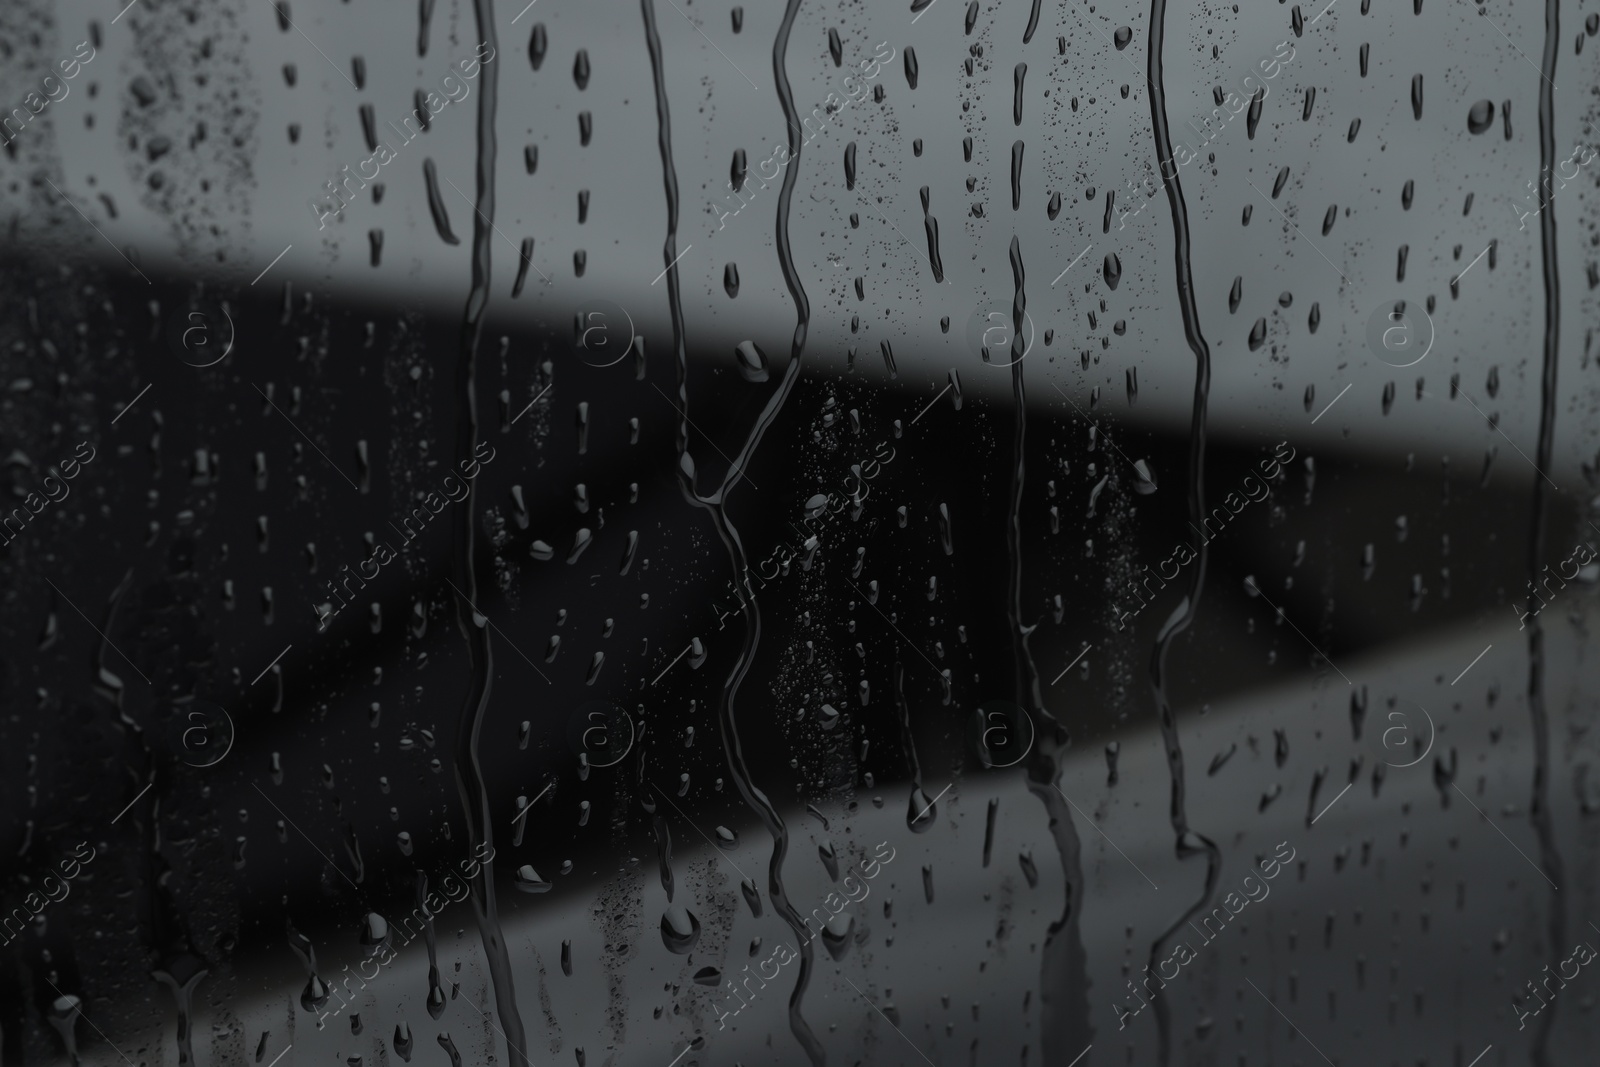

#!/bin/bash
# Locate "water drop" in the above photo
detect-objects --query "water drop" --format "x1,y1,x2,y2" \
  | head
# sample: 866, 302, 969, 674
1102, 252, 1121, 290
819, 840, 840, 881
741, 877, 763, 917
660, 905, 701, 954
819, 912, 855, 960
908, 785, 937, 831
734, 340, 770, 383
514, 865, 552, 893
528, 24, 547, 70
1467, 98, 1495, 134
1132, 458, 1157, 494
421, 159, 460, 245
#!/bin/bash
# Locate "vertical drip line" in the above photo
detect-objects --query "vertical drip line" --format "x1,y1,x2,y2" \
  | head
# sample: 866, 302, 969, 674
1527, 0, 1566, 1061
890, 660, 924, 793
769, 7, 811, 362
640, 1, 823, 1062
445, 3, 532, 1067
1142, 2, 1221, 1063
1008, 236, 1094, 1057
151, 970, 208, 1067
639, 0, 691, 463
1022, 0, 1043, 43
1004, 237, 1043, 717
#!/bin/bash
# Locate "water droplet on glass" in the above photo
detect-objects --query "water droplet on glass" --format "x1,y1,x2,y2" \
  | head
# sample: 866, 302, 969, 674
734, 340, 770, 383
660, 905, 701, 954
1466, 98, 1497, 134
514, 865, 552, 893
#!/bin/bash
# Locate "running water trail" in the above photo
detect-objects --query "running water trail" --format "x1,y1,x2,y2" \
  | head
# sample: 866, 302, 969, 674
1007, 235, 1093, 1058
418, 0, 436, 56
150, 968, 208, 1067
890, 661, 933, 831
416, 872, 448, 1017
1141, 4, 1221, 1062
443, 3, 532, 1066
639, 0, 823, 1062
1021, 0, 1042, 44
1526, 0, 1567, 1061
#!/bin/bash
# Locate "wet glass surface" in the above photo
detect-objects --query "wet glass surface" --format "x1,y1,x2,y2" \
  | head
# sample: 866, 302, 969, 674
2, 1, 1599, 1065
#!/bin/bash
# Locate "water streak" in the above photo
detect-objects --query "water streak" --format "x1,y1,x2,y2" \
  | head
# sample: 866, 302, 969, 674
416, 872, 448, 1017
1006, 236, 1093, 1058
1141, 3, 1223, 1062
1526, 0, 1567, 1061
443, 3, 533, 1065
640, 0, 822, 1061
890, 661, 931, 830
